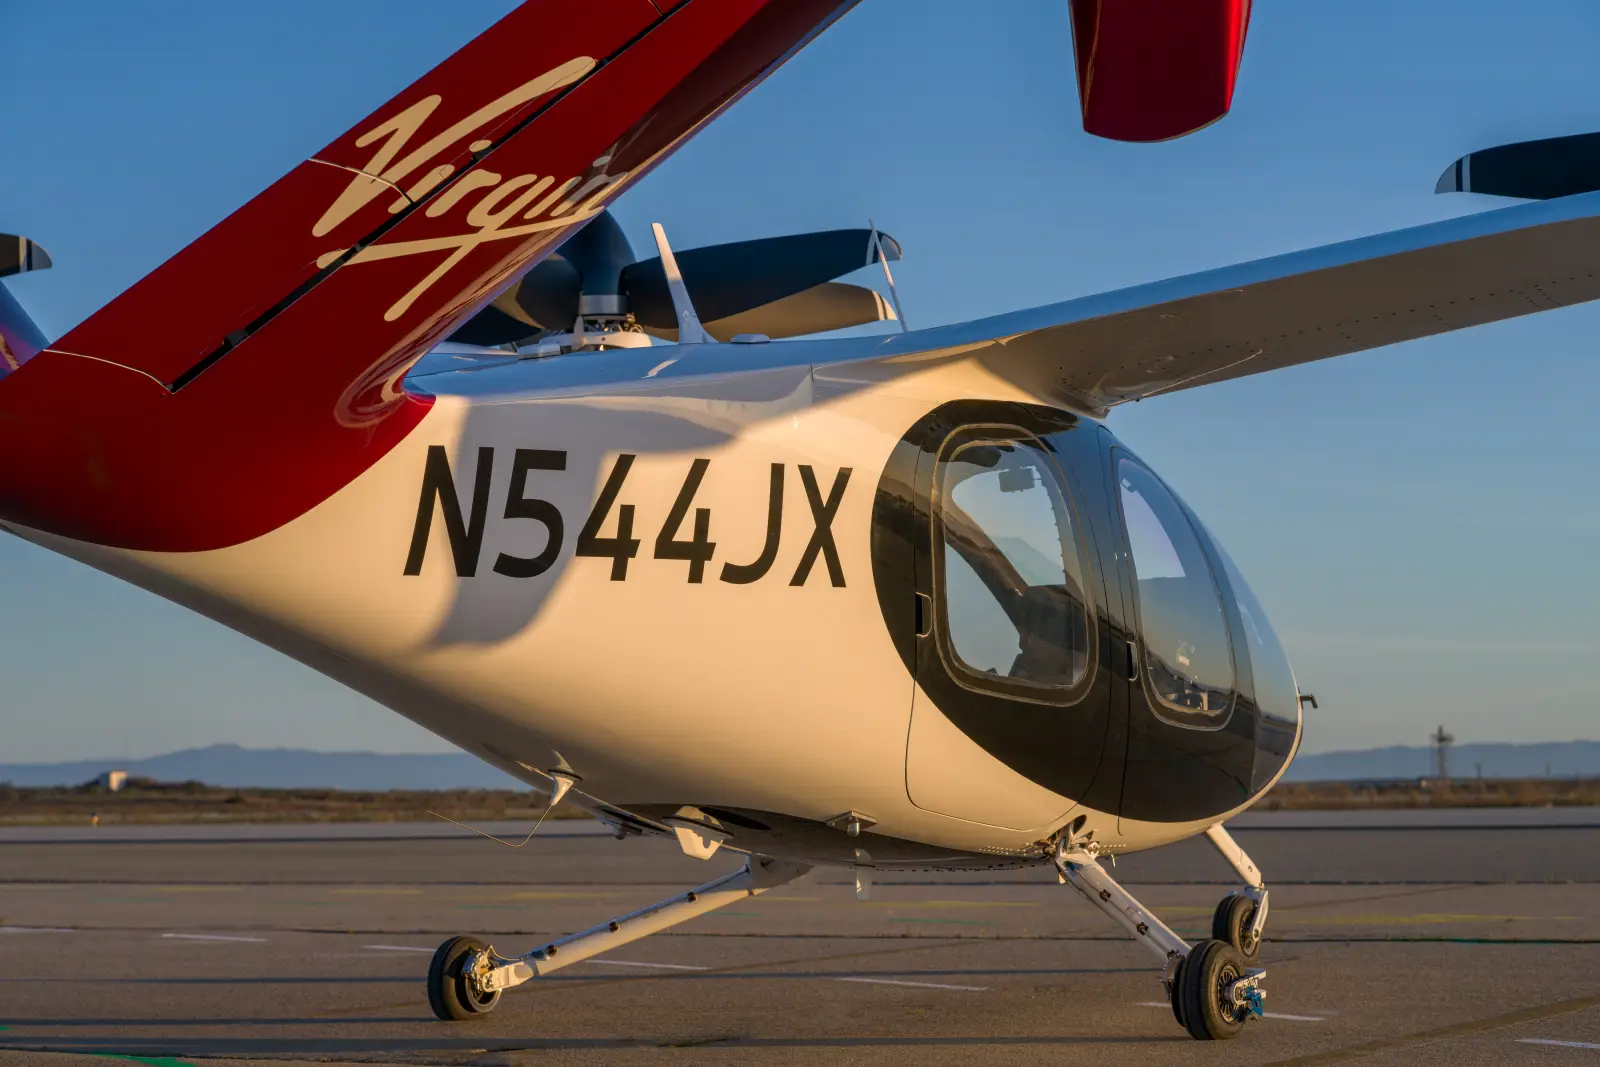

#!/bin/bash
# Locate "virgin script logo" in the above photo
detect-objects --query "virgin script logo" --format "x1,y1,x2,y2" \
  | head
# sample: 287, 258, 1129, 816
311, 57, 630, 323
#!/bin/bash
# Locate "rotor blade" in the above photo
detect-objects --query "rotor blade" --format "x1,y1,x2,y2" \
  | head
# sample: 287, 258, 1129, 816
447, 255, 581, 346
643, 281, 897, 342
1436, 131, 1600, 201
622, 228, 901, 329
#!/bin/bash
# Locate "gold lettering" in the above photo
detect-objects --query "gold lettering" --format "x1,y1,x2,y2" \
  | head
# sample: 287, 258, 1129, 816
310, 57, 595, 238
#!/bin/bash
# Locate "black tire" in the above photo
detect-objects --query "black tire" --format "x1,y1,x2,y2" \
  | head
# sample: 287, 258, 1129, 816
1178, 939, 1248, 1040
427, 935, 501, 1021
1168, 953, 1189, 1031
1211, 892, 1262, 961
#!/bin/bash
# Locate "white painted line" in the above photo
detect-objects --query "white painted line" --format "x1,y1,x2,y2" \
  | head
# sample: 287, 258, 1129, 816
1138, 1001, 1322, 1021
0, 926, 74, 934
838, 976, 988, 992
1519, 1039, 1600, 1050
161, 932, 267, 943
363, 944, 435, 953
586, 958, 981, 989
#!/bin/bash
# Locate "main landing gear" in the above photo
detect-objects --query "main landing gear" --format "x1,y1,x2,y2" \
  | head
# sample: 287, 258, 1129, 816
425, 855, 809, 1021
1053, 822, 1271, 1041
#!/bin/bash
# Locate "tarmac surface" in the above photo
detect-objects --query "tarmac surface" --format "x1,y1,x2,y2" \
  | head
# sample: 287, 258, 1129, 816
0, 808, 1596, 1067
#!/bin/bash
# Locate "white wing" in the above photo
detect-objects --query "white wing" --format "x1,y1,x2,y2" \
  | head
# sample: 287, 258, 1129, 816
821, 191, 1600, 414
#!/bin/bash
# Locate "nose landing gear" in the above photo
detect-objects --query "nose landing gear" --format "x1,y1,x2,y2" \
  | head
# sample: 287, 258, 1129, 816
1053, 829, 1270, 1041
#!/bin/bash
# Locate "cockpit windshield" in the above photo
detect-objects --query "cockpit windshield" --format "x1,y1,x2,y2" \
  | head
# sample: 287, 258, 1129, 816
1116, 457, 1235, 725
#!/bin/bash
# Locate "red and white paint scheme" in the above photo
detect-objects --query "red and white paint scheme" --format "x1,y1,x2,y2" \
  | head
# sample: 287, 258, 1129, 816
6, 0, 1600, 1038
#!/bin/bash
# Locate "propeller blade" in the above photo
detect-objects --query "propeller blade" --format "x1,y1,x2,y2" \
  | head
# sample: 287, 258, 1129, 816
644, 282, 897, 343
0, 235, 52, 278
447, 255, 581, 346
622, 228, 901, 330
1437, 131, 1600, 201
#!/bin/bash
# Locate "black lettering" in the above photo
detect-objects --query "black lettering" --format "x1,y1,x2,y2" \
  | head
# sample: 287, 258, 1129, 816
404, 445, 494, 577
720, 463, 783, 585
789, 465, 851, 587
655, 458, 716, 583
576, 453, 641, 581
492, 449, 567, 578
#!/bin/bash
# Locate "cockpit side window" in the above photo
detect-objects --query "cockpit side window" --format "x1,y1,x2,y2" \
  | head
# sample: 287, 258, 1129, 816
1116, 457, 1235, 726
934, 430, 1093, 702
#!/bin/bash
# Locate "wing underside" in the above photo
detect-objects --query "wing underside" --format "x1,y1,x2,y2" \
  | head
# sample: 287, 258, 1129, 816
829, 192, 1600, 414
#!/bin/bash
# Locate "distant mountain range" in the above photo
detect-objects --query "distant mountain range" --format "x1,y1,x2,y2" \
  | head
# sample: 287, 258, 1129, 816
0, 744, 524, 790
1, 740, 1595, 790
1283, 741, 1600, 782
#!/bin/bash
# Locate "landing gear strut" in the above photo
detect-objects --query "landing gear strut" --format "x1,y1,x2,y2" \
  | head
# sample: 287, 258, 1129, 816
1205, 823, 1269, 961
1053, 835, 1267, 1040
425, 855, 809, 1021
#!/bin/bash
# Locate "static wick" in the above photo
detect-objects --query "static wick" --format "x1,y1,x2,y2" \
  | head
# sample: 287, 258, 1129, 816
427, 771, 576, 849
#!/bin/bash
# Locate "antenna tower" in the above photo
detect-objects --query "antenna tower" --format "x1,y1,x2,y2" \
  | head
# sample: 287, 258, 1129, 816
1429, 725, 1455, 780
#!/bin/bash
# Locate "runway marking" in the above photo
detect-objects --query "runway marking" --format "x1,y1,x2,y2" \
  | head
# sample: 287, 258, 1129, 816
330, 888, 424, 895
363, 944, 436, 953
838, 976, 988, 992
0, 925, 74, 934
584, 958, 984, 991
1519, 1038, 1600, 1050
1285, 913, 1583, 926
1139, 1002, 1324, 1021
1262, 993, 1600, 1066
864, 900, 1037, 909
160, 932, 267, 943
152, 885, 242, 893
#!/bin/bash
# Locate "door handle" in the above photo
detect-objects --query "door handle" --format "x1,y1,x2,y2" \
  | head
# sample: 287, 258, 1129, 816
1126, 640, 1139, 682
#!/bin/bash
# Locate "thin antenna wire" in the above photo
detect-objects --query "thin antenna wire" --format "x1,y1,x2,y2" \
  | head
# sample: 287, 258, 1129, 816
868, 219, 908, 332
426, 773, 575, 849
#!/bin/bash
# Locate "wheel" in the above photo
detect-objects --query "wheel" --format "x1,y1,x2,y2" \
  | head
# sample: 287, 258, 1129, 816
1177, 939, 1249, 1040
1211, 892, 1262, 961
427, 935, 501, 1021
1168, 954, 1189, 1030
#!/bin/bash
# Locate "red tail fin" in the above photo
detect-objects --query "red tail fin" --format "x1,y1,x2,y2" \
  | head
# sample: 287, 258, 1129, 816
0, 0, 853, 551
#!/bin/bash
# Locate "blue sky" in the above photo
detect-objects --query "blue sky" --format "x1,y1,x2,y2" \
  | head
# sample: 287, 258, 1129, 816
4, 1, 1600, 761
